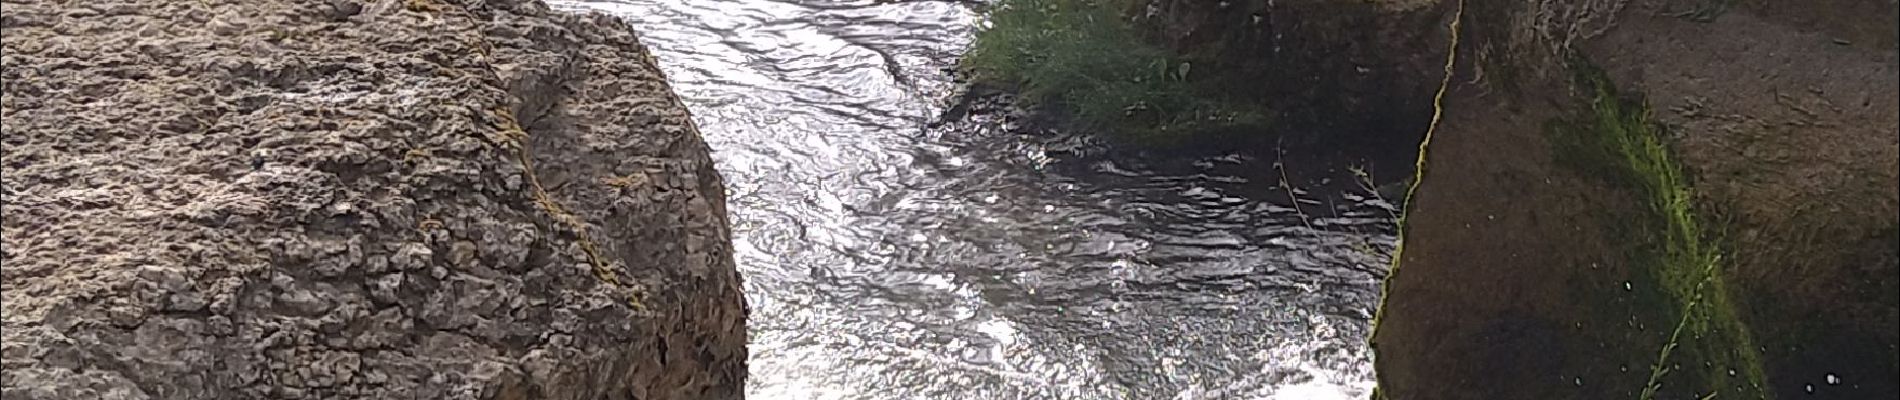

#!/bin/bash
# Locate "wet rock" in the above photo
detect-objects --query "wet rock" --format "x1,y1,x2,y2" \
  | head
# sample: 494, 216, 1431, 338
1367, 1, 1898, 399
1, 0, 747, 399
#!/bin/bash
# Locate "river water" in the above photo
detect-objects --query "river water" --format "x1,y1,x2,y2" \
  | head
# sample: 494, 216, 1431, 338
550, 1, 1396, 398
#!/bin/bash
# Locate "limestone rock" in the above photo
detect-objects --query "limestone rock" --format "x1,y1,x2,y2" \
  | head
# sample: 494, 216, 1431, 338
0, 0, 747, 399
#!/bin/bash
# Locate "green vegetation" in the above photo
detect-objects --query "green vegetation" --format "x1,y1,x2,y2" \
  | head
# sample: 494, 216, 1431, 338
1550, 67, 1768, 399
961, 0, 1267, 141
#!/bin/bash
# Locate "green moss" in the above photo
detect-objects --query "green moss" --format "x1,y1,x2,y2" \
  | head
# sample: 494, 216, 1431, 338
961, 0, 1268, 142
1550, 66, 1769, 399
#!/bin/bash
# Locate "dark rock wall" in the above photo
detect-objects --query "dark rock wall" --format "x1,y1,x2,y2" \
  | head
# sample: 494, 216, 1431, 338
1123, 0, 1898, 398
1128, 0, 1446, 177
1368, 0, 1899, 399
1584, 3, 1899, 397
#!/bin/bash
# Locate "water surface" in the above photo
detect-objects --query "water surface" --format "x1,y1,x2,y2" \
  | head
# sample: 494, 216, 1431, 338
549, 1, 1396, 398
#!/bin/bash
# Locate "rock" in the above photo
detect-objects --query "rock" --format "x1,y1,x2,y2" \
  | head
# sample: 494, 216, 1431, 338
328, 0, 363, 21
1366, 1, 1898, 399
1, 0, 747, 399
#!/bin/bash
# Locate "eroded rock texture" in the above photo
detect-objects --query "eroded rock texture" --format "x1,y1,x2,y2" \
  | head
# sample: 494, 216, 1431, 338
0, 0, 747, 399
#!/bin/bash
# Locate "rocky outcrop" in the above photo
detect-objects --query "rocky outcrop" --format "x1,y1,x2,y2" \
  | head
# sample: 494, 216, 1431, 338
1364, 1, 1898, 399
1, 0, 747, 399
1582, 4, 1898, 397
1117, 0, 1895, 398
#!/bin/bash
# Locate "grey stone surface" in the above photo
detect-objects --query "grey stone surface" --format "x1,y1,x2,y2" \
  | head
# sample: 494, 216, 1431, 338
0, 0, 748, 398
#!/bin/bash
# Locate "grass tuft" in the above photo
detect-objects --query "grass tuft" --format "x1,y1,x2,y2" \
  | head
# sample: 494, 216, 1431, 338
961, 0, 1268, 142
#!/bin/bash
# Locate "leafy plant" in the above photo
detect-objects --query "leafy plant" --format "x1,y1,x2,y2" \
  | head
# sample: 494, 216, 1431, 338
962, 0, 1267, 142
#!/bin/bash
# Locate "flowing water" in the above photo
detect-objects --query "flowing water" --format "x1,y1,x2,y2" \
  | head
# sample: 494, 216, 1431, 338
550, 1, 1396, 398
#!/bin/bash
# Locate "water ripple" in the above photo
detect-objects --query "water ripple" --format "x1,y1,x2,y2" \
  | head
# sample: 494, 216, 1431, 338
552, 1, 1392, 398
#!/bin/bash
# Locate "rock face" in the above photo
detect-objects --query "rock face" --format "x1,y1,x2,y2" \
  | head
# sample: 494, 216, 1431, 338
1363, 1, 1898, 399
1582, 4, 1899, 398
1, 0, 747, 399
1120, 0, 1896, 398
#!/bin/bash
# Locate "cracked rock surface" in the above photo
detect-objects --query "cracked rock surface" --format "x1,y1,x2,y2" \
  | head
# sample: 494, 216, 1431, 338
1, 0, 747, 398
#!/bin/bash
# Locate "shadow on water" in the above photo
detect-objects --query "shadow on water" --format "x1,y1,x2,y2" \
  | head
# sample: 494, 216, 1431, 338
552, 0, 1396, 398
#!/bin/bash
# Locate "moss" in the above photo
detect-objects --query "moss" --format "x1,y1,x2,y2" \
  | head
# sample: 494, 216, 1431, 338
1548, 65, 1769, 399
961, 0, 1268, 142
1368, 3, 1464, 396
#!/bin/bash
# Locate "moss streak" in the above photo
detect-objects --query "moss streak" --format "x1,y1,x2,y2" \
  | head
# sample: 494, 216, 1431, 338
1563, 68, 1766, 399
1367, 0, 1463, 398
